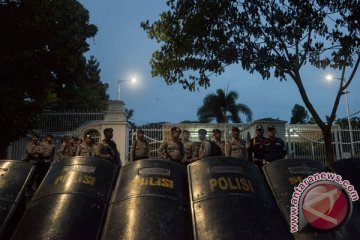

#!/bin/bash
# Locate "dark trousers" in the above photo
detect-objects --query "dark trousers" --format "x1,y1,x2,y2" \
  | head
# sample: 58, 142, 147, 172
37, 162, 51, 188
27, 161, 39, 193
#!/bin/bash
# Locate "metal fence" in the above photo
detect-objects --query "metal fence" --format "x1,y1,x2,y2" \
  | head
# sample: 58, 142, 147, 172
286, 124, 360, 165
129, 126, 164, 159
7, 111, 104, 160
38, 111, 104, 133
7, 111, 360, 164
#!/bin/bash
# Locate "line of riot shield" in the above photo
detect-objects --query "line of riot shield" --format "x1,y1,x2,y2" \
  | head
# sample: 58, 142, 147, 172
0, 160, 35, 240
262, 158, 360, 239
188, 156, 292, 240
101, 159, 191, 240
11, 156, 119, 240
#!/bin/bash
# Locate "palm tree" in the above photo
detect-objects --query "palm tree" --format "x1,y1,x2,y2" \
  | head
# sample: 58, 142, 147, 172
197, 89, 252, 123
125, 108, 136, 128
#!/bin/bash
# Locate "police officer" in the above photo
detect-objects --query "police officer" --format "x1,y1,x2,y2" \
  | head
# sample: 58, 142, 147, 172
76, 134, 95, 157
157, 127, 184, 164
38, 134, 55, 187
211, 129, 224, 156
25, 133, 42, 193
130, 129, 149, 161
197, 128, 211, 160
181, 130, 197, 164
225, 127, 247, 160
263, 125, 287, 163
59, 135, 76, 161
26, 133, 42, 164
95, 128, 121, 166
248, 125, 266, 168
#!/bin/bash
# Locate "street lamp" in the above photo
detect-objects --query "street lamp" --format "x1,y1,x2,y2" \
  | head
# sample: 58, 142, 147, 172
117, 77, 136, 100
326, 74, 355, 156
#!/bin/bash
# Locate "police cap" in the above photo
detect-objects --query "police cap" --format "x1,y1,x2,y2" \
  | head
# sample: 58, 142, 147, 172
137, 129, 144, 133
256, 125, 264, 131
104, 128, 113, 135
267, 125, 276, 131
198, 129, 207, 135
213, 129, 221, 134
232, 127, 240, 132
171, 127, 181, 133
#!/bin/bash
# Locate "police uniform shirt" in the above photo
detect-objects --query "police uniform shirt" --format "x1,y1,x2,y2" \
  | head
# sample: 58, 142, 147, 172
157, 140, 183, 162
182, 139, 197, 160
263, 137, 287, 162
198, 139, 211, 159
76, 142, 95, 157
60, 142, 76, 161
40, 141, 55, 162
131, 138, 149, 160
26, 141, 41, 162
213, 139, 225, 156
95, 139, 121, 166
225, 138, 247, 160
248, 136, 265, 161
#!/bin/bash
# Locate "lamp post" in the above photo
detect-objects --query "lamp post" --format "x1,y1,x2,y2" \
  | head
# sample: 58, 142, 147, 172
117, 78, 136, 100
326, 74, 355, 156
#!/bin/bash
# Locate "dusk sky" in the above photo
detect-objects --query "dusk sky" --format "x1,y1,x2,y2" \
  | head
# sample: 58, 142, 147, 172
80, 0, 360, 126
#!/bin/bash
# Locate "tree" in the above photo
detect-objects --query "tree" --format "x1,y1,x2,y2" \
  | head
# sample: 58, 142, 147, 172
49, 56, 109, 110
197, 89, 252, 123
335, 116, 360, 129
125, 108, 136, 129
0, 0, 97, 158
142, 0, 359, 165
290, 104, 309, 124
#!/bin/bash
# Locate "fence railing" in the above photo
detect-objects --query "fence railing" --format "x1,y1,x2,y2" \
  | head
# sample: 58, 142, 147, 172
286, 125, 360, 165
7, 113, 360, 164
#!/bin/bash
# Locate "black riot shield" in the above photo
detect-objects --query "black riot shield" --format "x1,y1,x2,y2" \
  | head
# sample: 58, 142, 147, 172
101, 159, 191, 240
0, 160, 35, 240
332, 158, 360, 195
263, 158, 360, 240
11, 157, 119, 240
188, 156, 291, 240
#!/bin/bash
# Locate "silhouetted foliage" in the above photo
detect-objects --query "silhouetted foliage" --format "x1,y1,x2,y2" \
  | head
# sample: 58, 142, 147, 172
290, 104, 309, 124
142, 0, 359, 164
197, 89, 252, 123
0, 0, 97, 157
